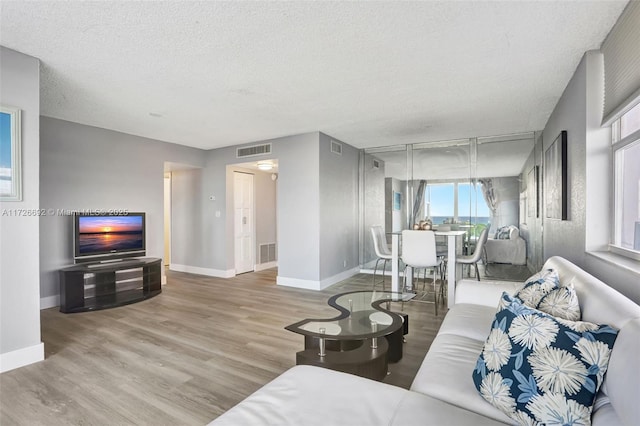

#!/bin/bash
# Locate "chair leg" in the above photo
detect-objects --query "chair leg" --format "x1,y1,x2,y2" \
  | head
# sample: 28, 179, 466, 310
433, 268, 438, 316
382, 259, 388, 292
475, 262, 480, 281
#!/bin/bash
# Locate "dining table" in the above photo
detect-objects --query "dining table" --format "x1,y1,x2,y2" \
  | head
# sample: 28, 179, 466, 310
391, 230, 467, 309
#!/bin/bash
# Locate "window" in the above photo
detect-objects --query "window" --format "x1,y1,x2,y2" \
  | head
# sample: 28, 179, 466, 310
425, 183, 454, 223
611, 101, 640, 259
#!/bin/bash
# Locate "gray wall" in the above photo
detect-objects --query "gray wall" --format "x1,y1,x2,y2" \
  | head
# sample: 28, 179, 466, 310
170, 168, 206, 268
39, 117, 205, 302
386, 178, 407, 232
362, 153, 386, 266
203, 133, 321, 281
539, 51, 640, 303
271, 133, 321, 282
0, 47, 42, 364
253, 169, 277, 264
319, 133, 359, 280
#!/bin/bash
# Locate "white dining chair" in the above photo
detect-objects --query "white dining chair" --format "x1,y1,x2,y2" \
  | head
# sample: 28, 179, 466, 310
370, 226, 392, 292
400, 230, 444, 315
456, 227, 489, 280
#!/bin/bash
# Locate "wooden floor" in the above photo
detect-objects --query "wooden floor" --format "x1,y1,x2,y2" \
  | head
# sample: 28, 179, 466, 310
0, 269, 445, 425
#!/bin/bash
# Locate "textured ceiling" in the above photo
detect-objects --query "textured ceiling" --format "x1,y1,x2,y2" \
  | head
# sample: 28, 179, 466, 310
0, 1, 628, 150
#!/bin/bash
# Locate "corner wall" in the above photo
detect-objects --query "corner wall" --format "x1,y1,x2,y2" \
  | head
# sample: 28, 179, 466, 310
39, 118, 205, 307
319, 133, 359, 285
0, 47, 43, 372
541, 51, 640, 303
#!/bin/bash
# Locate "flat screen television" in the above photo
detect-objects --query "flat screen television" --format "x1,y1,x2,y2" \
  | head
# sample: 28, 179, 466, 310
73, 212, 146, 263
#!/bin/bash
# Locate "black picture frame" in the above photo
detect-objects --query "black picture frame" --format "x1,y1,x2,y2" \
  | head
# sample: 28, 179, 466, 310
544, 131, 568, 220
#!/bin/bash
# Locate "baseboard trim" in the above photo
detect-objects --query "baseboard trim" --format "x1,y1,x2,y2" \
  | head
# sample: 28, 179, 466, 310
0, 342, 44, 373
277, 267, 359, 291
40, 295, 60, 310
170, 264, 235, 278
254, 261, 278, 272
319, 267, 360, 289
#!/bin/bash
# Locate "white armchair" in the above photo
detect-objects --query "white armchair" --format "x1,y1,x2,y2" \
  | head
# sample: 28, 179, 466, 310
483, 225, 526, 265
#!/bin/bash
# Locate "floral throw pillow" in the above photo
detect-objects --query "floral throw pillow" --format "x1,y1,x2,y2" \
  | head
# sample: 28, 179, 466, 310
495, 226, 511, 239
515, 269, 559, 307
537, 284, 581, 321
473, 292, 618, 425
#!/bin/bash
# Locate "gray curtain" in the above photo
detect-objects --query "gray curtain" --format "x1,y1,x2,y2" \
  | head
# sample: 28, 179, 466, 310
479, 179, 497, 214
411, 180, 427, 225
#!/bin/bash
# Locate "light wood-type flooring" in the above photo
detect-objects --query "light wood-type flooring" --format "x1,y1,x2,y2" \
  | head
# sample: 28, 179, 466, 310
1, 269, 446, 425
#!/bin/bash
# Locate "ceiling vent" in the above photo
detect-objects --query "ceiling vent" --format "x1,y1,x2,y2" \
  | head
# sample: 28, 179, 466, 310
330, 140, 342, 155
237, 143, 272, 158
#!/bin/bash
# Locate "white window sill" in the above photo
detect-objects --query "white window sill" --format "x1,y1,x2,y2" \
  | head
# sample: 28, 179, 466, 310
587, 251, 640, 276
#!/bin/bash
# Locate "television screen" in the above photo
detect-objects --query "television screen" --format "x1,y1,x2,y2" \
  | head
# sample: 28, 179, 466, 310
74, 212, 145, 260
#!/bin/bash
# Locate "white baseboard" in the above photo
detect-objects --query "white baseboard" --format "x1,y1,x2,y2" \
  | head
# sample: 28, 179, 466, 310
170, 263, 235, 278
0, 342, 44, 373
254, 261, 277, 272
277, 267, 359, 291
319, 267, 360, 289
40, 295, 60, 310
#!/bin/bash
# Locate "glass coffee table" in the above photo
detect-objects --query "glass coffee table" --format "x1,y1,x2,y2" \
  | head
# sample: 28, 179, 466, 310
285, 290, 414, 381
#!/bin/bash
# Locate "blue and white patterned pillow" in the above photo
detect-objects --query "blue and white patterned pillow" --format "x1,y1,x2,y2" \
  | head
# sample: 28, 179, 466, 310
537, 284, 581, 321
495, 226, 511, 239
515, 269, 559, 307
473, 292, 618, 425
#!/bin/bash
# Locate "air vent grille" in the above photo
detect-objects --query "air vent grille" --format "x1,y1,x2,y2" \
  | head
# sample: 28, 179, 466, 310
330, 140, 342, 155
237, 143, 272, 158
259, 243, 277, 263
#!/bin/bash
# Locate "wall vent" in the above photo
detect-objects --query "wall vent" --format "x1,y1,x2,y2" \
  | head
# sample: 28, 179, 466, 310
372, 159, 380, 169
330, 140, 342, 155
237, 143, 272, 158
259, 243, 277, 263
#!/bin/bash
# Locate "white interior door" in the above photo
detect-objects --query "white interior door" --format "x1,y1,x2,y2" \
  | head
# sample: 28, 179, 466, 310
234, 172, 255, 274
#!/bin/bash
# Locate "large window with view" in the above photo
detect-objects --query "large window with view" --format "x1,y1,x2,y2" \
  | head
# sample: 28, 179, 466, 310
611, 101, 640, 258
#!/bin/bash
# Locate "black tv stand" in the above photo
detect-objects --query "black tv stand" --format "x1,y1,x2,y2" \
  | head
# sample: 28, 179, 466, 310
59, 257, 162, 313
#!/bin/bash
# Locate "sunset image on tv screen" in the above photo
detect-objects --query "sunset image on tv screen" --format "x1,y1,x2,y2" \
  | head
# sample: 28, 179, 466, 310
78, 216, 143, 254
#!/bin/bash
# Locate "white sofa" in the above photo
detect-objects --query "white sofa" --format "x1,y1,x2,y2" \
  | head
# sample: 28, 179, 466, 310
484, 225, 526, 265
210, 257, 640, 425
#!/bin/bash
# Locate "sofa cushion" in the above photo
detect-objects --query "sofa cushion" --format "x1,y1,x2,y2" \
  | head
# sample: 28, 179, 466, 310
438, 303, 497, 341
210, 365, 407, 425
210, 364, 510, 426
472, 293, 619, 425
602, 318, 640, 426
411, 333, 513, 424
515, 268, 559, 307
536, 284, 581, 321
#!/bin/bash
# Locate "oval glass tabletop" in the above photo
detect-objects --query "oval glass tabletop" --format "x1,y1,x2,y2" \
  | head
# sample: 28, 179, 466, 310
285, 290, 414, 340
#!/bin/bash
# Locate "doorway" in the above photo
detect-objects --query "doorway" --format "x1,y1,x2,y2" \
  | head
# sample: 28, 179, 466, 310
163, 172, 171, 266
234, 171, 255, 274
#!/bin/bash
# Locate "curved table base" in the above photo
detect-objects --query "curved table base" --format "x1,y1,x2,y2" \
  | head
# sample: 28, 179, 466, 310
296, 337, 389, 381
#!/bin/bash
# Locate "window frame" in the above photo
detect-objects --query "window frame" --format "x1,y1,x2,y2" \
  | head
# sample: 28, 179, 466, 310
610, 106, 640, 261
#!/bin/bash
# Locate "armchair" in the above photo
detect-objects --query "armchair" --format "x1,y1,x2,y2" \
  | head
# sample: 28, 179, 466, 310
483, 225, 526, 265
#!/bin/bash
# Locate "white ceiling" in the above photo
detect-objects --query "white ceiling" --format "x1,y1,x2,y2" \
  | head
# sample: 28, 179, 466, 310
0, 1, 628, 151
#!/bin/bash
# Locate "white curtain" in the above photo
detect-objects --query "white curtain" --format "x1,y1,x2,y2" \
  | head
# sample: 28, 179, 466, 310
479, 179, 497, 214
